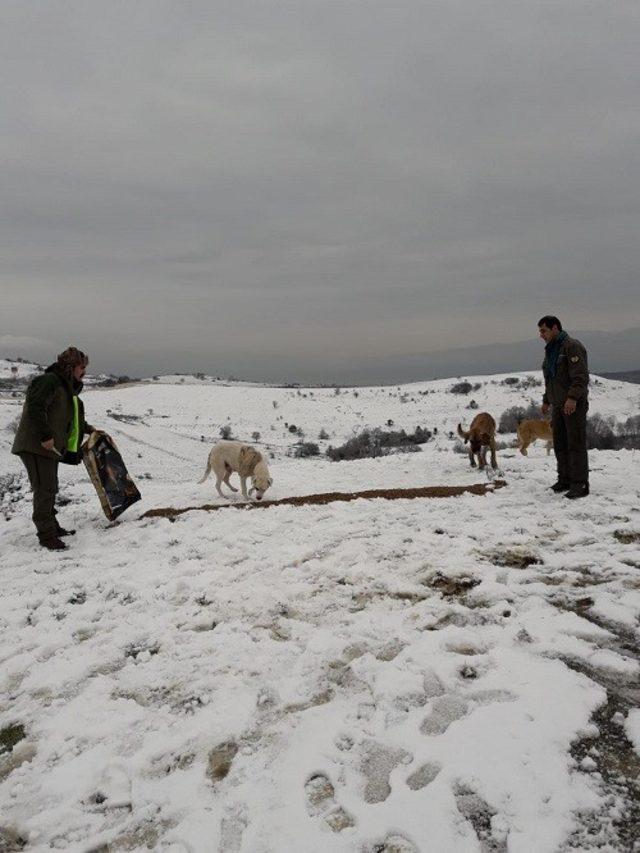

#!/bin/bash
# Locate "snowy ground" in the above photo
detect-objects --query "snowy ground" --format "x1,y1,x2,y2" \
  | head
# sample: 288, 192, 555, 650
1, 364, 639, 852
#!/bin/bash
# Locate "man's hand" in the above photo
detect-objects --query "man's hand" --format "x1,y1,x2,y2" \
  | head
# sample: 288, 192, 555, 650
41, 438, 55, 451
563, 398, 577, 416
541, 402, 550, 416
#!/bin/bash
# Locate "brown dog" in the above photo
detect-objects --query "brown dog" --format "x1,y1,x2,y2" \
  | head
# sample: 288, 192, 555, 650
517, 419, 553, 456
457, 413, 498, 470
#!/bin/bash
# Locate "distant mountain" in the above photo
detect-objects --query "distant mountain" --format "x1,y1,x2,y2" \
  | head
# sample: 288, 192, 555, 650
2, 327, 639, 387
374, 327, 640, 384
601, 370, 640, 385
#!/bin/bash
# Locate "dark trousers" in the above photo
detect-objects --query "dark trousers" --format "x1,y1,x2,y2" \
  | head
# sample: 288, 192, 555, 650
551, 400, 589, 487
18, 452, 59, 538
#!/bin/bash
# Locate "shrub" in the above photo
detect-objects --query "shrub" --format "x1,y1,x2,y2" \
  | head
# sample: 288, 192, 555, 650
624, 414, 640, 433
318, 428, 329, 440
498, 403, 542, 433
450, 381, 473, 395
220, 425, 233, 439
287, 424, 298, 434
600, 413, 640, 450
502, 377, 520, 386
586, 414, 616, 450
327, 426, 432, 461
252, 431, 261, 442
467, 400, 479, 410
521, 375, 542, 389
294, 442, 320, 458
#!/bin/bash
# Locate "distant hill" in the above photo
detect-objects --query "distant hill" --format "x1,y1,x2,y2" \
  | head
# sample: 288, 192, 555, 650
372, 327, 640, 384
601, 370, 640, 385
2, 327, 640, 386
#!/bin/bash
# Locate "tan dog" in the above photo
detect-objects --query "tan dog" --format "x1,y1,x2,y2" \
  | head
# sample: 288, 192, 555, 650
457, 413, 498, 470
199, 440, 273, 500
517, 419, 553, 456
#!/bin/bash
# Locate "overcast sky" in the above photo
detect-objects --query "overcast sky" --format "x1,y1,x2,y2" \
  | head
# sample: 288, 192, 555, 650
2, 1, 639, 382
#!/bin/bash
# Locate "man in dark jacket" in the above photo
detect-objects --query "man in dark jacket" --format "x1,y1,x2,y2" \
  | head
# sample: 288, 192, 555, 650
12, 347, 98, 549
538, 316, 589, 499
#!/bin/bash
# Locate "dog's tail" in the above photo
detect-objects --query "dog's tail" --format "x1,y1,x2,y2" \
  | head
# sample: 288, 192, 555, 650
198, 454, 212, 484
457, 423, 470, 443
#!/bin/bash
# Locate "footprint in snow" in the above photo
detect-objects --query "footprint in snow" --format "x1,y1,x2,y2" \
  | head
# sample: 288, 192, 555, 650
92, 762, 131, 810
454, 782, 508, 852
420, 695, 469, 735
304, 773, 355, 832
406, 761, 442, 790
420, 690, 516, 736
363, 832, 419, 852
360, 739, 412, 803
219, 803, 248, 853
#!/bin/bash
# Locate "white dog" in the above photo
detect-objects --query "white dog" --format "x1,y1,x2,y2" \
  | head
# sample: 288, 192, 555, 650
199, 440, 273, 501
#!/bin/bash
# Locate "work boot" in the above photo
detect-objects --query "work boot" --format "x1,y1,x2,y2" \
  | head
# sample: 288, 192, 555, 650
565, 484, 589, 500
55, 524, 76, 537
550, 481, 570, 493
38, 534, 67, 551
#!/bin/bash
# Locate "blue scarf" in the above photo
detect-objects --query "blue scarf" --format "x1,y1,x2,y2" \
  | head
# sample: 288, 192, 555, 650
543, 330, 568, 381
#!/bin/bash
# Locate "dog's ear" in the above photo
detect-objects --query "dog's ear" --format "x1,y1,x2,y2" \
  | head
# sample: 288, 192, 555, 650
238, 446, 260, 476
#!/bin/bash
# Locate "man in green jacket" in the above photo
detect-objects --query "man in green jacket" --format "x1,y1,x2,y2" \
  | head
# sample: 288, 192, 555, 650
538, 315, 589, 499
12, 347, 98, 550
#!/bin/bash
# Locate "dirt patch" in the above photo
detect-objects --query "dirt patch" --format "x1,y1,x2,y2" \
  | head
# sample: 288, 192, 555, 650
552, 601, 640, 849
489, 549, 541, 569
0, 724, 25, 756
141, 481, 507, 520
613, 530, 640, 545
425, 572, 482, 598
207, 741, 239, 782
0, 826, 27, 851
566, 691, 640, 851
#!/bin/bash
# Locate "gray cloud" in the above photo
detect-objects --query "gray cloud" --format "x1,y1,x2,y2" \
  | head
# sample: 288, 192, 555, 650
1, 1, 639, 381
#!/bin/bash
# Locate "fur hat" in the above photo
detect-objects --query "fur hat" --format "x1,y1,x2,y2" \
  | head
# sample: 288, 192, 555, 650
56, 346, 89, 380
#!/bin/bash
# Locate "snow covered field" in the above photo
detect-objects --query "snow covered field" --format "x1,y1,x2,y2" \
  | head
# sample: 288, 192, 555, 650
1, 362, 639, 852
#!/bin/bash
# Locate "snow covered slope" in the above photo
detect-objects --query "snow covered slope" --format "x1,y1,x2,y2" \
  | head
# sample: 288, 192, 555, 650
1, 368, 639, 851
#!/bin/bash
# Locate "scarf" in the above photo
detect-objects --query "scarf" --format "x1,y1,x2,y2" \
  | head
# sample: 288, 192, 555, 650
543, 330, 568, 381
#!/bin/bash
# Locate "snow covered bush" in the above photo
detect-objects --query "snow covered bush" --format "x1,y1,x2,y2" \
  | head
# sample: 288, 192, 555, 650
498, 403, 542, 433
586, 414, 617, 450
293, 442, 320, 458
449, 381, 473, 395
327, 426, 432, 461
